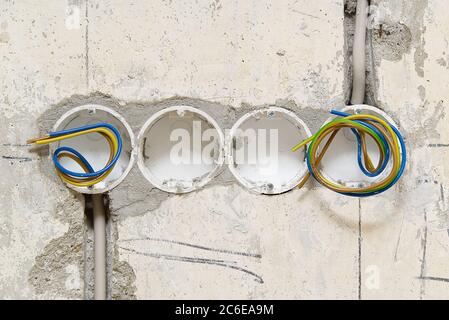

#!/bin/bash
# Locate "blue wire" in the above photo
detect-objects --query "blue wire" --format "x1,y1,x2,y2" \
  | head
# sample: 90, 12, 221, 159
328, 110, 407, 197
53, 146, 95, 173
330, 110, 390, 177
51, 123, 122, 178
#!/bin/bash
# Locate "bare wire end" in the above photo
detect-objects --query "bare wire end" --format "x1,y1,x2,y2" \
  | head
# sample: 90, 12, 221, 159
26, 135, 48, 144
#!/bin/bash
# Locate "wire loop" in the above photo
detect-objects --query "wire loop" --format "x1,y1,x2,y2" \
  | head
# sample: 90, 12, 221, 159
292, 110, 406, 197
27, 123, 122, 187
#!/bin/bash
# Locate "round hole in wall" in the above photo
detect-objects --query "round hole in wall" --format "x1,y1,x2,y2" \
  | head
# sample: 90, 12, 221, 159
319, 104, 400, 188
228, 107, 312, 194
137, 106, 225, 193
52, 104, 136, 194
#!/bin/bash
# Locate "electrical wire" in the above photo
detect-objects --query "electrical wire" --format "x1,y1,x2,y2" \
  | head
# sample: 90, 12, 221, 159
292, 0, 406, 197
27, 123, 122, 187
292, 110, 406, 197
28, 123, 121, 300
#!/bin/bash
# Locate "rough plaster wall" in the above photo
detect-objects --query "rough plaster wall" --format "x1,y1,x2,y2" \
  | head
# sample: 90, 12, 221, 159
1, 0, 448, 300
90, 0, 355, 299
88, 0, 345, 109
0, 1, 86, 299
362, 0, 449, 299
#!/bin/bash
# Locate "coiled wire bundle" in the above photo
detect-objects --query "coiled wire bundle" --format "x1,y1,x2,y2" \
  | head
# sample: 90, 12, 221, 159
27, 123, 122, 187
292, 110, 406, 197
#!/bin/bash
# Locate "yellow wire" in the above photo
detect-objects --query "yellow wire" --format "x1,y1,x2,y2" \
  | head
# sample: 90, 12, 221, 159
293, 114, 402, 194
32, 128, 118, 187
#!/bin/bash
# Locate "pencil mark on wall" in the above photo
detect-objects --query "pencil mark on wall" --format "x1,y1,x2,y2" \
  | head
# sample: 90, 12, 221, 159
119, 237, 262, 259
419, 210, 428, 299
417, 276, 449, 284
428, 143, 449, 148
393, 214, 404, 262
119, 246, 264, 283
358, 198, 362, 300
2, 155, 33, 162
2, 143, 29, 147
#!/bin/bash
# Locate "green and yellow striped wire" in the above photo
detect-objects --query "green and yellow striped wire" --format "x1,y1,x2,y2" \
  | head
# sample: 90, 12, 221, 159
292, 110, 406, 197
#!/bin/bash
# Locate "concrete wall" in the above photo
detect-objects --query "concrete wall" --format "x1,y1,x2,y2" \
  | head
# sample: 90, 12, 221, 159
0, 0, 447, 299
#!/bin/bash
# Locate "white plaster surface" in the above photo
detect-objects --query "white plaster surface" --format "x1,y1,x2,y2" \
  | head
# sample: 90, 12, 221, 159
98, 0, 357, 299
1, 0, 448, 300
0, 0, 87, 299
360, 0, 449, 299
88, 0, 345, 108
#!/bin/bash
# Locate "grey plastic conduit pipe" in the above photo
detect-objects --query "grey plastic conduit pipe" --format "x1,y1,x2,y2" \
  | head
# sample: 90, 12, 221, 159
93, 194, 107, 300
351, 0, 368, 104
